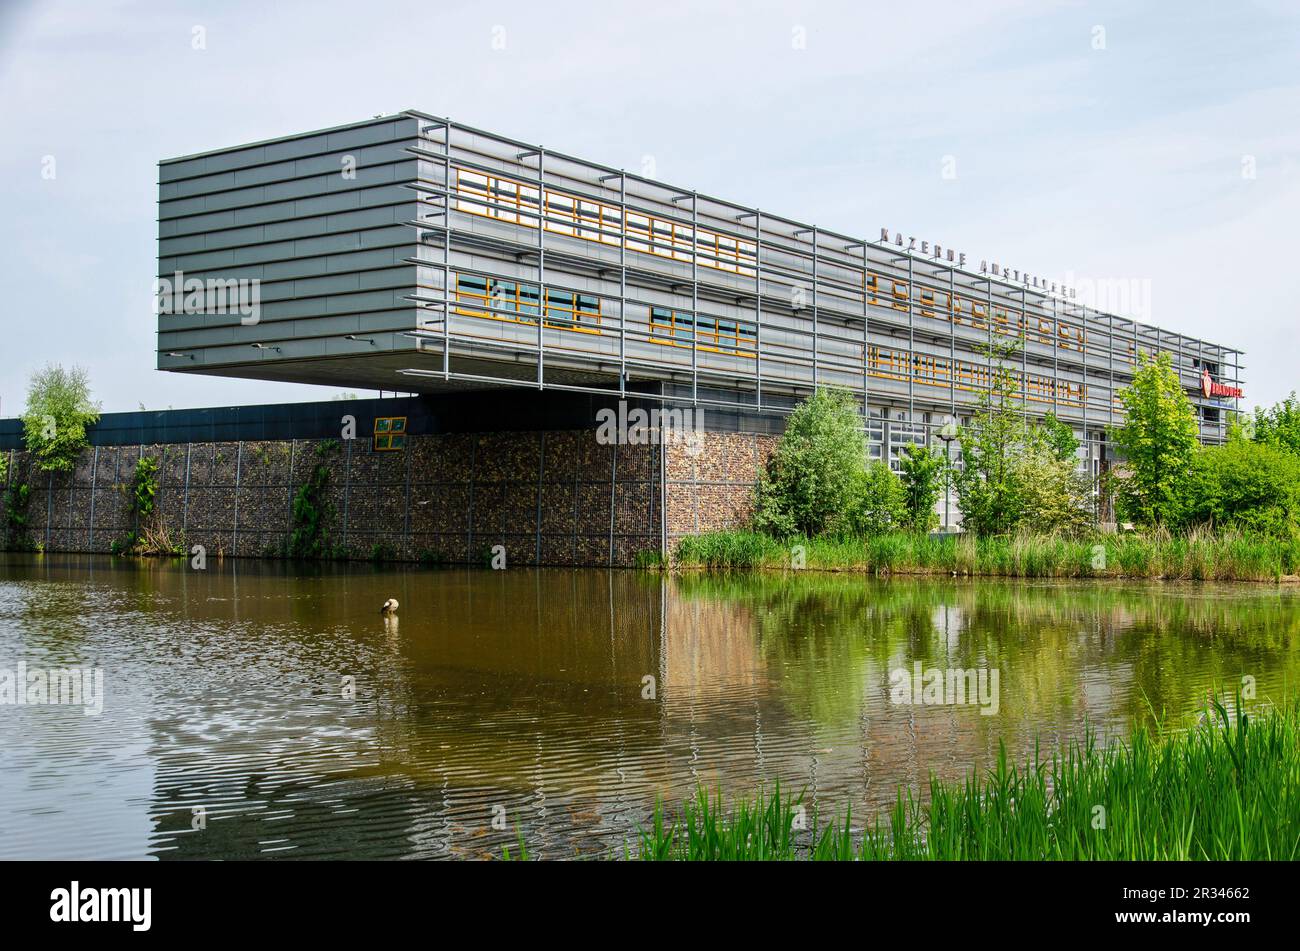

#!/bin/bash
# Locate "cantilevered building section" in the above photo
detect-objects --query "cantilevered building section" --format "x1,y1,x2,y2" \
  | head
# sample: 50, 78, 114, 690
157, 111, 1245, 478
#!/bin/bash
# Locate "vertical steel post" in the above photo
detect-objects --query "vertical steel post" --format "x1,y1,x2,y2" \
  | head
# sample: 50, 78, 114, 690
443, 123, 451, 381
1020, 287, 1028, 420
907, 254, 915, 422
537, 147, 546, 389
619, 172, 627, 396
754, 211, 763, 411
862, 242, 871, 417
812, 226, 820, 392
1051, 295, 1059, 417
87, 445, 99, 550
948, 262, 956, 419
691, 192, 698, 405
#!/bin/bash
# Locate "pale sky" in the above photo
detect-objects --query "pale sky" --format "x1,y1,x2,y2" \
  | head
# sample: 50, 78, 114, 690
1, 0, 1296, 415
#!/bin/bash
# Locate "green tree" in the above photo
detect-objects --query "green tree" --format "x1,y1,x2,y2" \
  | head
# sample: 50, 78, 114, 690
21, 364, 100, 473
953, 340, 1031, 536
1251, 393, 1300, 456
753, 388, 866, 538
841, 460, 907, 536
1111, 352, 1199, 527
1011, 443, 1094, 536
1179, 440, 1300, 537
1040, 413, 1081, 462
897, 443, 943, 533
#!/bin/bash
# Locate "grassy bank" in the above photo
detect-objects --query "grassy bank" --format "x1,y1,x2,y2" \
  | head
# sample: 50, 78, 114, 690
673, 528, 1300, 581
622, 698, 1299, 860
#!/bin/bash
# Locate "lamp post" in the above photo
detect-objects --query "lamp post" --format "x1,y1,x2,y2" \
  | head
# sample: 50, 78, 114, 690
937, 419, 959, 532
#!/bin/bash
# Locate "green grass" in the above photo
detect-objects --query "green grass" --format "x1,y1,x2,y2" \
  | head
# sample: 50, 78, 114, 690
624, 697, 1300, 860
672, 527, 1300, 581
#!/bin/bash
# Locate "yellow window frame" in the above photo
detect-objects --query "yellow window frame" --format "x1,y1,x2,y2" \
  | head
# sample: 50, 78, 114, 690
374, 416, 407, 451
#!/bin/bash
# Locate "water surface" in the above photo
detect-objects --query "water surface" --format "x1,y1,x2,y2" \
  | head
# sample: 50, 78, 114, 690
1, 554, 1296, 859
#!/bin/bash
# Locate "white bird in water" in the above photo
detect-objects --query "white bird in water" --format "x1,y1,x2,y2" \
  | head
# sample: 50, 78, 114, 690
380, 598, 399, 615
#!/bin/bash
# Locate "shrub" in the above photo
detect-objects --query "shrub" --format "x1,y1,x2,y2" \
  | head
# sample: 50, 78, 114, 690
953, 341, 1032, 536
1178, 439, 1300, 537
841, 461, 907, 536
752, 388, 867, 538
1040, 412, 1081, 462
288, 464, 335, 558
897, 444, 944, 533
113, 456, 173, 555
2, 482, 35, 551
21, 364, 100, 473
1250, 392, 1300, 456
1010, 444, 1094, 537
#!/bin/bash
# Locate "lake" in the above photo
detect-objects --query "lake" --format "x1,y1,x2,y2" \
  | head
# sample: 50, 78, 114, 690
1, 554, 1296, 859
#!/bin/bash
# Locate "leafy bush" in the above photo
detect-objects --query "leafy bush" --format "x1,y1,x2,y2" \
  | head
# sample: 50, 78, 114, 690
1250, 392, 1300, 456
953, 342, 1033, 536
113, 456, 167, 554
1178, 439, 1300, 537
1040, 413, 1081, 462
370, 541, 398, 562
897, 444, 943, 533
288, 464, 336, 558
1010, 444, 1094, 537
841, 461, 907, 536
2, 482, 35, 551
21, 364, 100, 473
752, 389, 867, 538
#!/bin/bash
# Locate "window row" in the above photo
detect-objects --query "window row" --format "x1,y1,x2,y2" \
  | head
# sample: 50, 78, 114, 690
868, 277, 1092, 355
455, 170, 758, 277
648, 307, 757, 357
450, 274, 1121, 410
869, 346, 1088, 407
450, 171, 1210, 377
454, 274, 602, 332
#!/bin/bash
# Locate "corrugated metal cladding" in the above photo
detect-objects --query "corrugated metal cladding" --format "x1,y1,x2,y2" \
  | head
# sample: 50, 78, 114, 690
152, 112, 1243, 459
156, 115, 422, 373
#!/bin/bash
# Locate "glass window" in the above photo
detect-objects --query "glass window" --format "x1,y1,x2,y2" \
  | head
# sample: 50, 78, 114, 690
374, 417, 407, 451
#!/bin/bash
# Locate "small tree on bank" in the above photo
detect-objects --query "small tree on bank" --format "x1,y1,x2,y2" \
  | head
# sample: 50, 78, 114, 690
841, 460, 907, 536
21, 364, 100, 473
898, 443, 944, 533
753, 388, 866, 537
1111, 352, 1199, 527
953, 340, 1031, 536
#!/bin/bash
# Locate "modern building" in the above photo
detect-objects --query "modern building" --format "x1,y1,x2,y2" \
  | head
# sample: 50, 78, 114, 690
157, 112, 1245, 511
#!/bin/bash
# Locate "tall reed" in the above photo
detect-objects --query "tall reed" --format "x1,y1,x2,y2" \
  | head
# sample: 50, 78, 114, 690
629, 698, 1300, 861
671, 528, 1300, 581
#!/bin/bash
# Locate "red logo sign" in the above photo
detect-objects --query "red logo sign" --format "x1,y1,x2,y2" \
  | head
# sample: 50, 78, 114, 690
1201, 368, 1242, 400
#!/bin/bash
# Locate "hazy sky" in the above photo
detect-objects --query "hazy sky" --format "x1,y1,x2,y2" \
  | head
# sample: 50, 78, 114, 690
1, 0, 1296, 415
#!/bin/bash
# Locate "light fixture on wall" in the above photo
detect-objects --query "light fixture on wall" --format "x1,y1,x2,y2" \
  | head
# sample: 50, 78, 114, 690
250, 343, 281, 353
346, 335, 376, 345
165, 351, 195, 360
